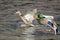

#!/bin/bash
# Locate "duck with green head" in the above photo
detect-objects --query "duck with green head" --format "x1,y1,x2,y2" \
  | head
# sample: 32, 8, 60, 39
34, 13, 45, 19
38, 13, 45, 19
34, 13, 58, 35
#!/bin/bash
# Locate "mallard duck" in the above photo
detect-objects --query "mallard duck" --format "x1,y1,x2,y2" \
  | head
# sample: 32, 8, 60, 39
15, 9, 58, 35
34, 13, 58, 35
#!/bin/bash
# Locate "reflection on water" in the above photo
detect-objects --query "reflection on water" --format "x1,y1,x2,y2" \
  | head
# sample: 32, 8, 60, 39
22, 27, 35, 40
22, 27, 35, 34
19, 25, 58, 40
23, 35, 35, 40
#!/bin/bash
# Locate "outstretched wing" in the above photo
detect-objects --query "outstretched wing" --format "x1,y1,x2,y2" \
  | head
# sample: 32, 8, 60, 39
15, 11, 22, 15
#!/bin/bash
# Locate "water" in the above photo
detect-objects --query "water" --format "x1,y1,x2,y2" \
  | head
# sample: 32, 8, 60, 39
0, 0, 60, 40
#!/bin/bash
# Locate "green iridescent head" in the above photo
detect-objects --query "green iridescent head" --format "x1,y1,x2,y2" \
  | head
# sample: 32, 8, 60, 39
38, 13, 45, 19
